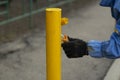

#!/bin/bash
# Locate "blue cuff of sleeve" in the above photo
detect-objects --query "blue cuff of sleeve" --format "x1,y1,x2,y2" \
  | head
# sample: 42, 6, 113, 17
88, 40, 103, 58
99, 0, 114, 7
116, 24, 120, 30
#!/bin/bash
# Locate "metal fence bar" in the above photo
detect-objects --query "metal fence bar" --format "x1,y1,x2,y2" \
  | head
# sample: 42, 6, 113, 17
29, 0, 33, 28
0, 0, 74, 26
0, 1, 7, 5
46, 0, 51, 6
0, 11, 7, 15
22, 0, 25, 14
0, 0, 9, 20
6, 0, 9, 19
36, 0, 39, 9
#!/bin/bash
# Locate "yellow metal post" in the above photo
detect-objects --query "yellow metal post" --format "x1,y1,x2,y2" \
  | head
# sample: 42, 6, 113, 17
46, 8, 62, 80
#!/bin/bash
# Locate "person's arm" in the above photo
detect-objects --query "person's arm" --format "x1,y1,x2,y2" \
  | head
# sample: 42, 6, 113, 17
62, 10, 120, 59
62, 32, 120, 59
62, 37, 88, 58
62, 19, 120, 59
88, 34, 119, 59
88, 18, 120, 59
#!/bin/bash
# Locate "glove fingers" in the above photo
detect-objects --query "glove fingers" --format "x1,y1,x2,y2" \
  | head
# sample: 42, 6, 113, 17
62, 44, 74, 54
62, 42, 75, 58
61, 38, 88, 58
62, 42, 75, 48
68, 36, 78, 41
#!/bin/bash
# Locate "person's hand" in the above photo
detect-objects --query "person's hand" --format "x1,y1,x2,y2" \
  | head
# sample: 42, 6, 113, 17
62, 36, 88, 58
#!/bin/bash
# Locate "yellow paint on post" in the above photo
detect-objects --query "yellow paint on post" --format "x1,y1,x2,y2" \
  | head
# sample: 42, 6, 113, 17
61, 17, 68, 25
46, 8, 62, 80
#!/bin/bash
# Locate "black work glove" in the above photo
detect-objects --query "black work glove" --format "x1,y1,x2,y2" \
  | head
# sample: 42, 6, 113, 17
62, 37, 88, 58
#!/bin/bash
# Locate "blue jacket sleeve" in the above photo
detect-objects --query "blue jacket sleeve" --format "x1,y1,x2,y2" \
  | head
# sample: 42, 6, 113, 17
88, 20, 120, 59
88, 0, 120, 59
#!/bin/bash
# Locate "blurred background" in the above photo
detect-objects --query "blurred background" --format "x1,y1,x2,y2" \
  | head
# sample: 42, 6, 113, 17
0, 0, 96, 44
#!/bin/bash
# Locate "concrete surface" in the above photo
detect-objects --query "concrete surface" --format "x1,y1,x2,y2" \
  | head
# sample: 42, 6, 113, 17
104, 59, 120, 80
0, 1, 115, 80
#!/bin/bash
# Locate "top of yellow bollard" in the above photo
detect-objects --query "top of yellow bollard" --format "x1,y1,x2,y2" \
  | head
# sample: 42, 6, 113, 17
46, 8, 61, 12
